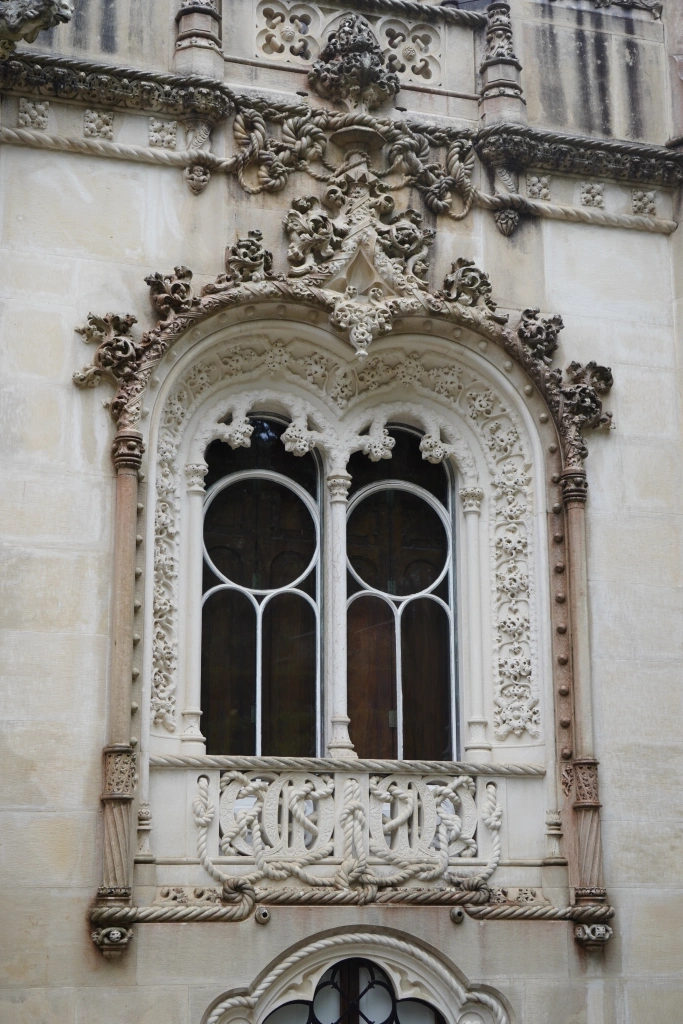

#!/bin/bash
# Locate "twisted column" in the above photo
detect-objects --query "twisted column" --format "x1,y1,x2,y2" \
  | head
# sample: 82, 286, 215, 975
561, 469, 606, 923
181, 463, 208, 753
326, 472, 356, 758
94, 432, 143, 955
460, 488, 490, 760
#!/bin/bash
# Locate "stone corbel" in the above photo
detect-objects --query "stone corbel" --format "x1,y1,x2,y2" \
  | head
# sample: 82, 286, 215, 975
0, 0, 73, 59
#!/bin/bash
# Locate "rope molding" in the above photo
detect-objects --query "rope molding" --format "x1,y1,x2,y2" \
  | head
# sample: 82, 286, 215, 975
88, 898, 613, 922
0, 124, 675, 234
148, 754, 546, 775
323, 0, 487, 26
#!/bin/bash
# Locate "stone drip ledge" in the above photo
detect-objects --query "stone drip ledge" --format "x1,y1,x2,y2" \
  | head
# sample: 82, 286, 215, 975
88, 897, 615, 959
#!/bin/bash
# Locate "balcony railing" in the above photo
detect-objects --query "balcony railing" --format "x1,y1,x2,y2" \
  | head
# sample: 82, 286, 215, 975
147, 756, 548, 906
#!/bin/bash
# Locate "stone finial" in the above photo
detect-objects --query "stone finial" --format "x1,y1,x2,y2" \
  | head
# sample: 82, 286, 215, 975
308, 14, 400, 111
0, 0, 73, 59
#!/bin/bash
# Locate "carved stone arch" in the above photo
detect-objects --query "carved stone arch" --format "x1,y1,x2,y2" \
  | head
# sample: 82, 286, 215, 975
142, 318, 552, 774
201, 930, 512, 1024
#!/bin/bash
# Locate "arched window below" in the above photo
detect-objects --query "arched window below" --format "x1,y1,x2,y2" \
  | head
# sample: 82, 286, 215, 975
264, 959, 446, 1024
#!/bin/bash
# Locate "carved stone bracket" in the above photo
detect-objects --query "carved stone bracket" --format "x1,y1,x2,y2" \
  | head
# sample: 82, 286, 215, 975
0, 0, 73, 60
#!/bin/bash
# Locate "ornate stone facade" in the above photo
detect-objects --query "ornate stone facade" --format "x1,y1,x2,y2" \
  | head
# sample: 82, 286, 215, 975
2, 0, 682, 1020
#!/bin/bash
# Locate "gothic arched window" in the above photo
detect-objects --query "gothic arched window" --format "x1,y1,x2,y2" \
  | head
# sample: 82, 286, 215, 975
264, 959, 446, 1024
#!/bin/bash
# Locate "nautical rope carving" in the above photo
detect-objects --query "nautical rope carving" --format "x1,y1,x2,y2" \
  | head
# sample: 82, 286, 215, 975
192, 770, 503, 898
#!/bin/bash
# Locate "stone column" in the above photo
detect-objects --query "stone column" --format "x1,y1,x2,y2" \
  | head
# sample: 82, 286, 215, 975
93, 432, 143, 955
325, 472, 356, 758
478, 0, 527, 126
174, 0, 223, 78
181, 462, 209, 753
460, 487, 491, 760
562, 469, 607, 931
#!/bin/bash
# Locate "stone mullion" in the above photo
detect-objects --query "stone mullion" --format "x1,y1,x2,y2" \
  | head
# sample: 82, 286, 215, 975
325, 471, 357, 759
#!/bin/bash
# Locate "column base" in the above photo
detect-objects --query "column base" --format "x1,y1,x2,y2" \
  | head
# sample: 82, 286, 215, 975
328, 715, 357, 758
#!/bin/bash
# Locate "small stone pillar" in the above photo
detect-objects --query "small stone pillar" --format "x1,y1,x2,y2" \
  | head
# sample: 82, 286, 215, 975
479, 1, 526, 125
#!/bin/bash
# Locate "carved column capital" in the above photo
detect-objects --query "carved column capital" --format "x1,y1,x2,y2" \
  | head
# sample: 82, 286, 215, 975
112, 432, 145, 472
327, 472, 351, 503
459, 486, 484, 513
561, 469, 588, 506
573, 757, 600, 808
102, 745, 138, 802
185, 461, 208, 492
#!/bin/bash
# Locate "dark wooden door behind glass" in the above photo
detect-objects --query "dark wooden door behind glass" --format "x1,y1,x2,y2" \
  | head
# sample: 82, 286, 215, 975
202, 472, 317, 756
346, 431, 453, 760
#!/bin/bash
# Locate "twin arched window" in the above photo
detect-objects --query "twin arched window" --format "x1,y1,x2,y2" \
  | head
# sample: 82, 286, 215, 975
201, 417, 457, 760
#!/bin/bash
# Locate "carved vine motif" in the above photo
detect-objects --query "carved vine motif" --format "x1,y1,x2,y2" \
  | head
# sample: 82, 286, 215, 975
0, 0, 73, 59
308, 13, 400, 110
74, 222, 611, 737
103, 749, 138, 797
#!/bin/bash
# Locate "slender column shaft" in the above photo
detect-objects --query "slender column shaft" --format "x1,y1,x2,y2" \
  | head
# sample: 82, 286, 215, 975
181, 463, 208, 752
562, 470, 605, 908
564, 493, 594, 758
325, 472, 356, 758
99, 431, 144, 902
460, 488, 490, 759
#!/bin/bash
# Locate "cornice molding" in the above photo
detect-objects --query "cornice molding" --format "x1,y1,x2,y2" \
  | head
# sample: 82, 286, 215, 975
310, 0, 487, 28
0, 51, 233, 121
476, 122, 683, 188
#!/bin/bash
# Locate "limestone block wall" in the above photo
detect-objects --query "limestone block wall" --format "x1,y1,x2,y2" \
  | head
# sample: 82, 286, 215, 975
0, 0, 682, 1021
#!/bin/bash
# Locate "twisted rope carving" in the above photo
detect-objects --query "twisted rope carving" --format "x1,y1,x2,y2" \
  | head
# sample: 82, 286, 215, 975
193, 771, 503, 898
474, 189, 677, 234
465, 903, 615, 922
191, 776, 256, 918
0, 123, 676, 234
341, 0, 487, 26
0, 126, 237, 171
150, 754, 546, 775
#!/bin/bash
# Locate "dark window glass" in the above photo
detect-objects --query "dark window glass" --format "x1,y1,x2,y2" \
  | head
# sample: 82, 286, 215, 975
262, 593, 316, 756
201, 589, 256, 755
347, 427, 448, 504
346, 429, 454, 760
264, 959, 446, 1024
205, 417, 317, 496
201, 417, 318, 756
347, 594, 396, 759
401, 600, 451, 760
347, 489, 447, 596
